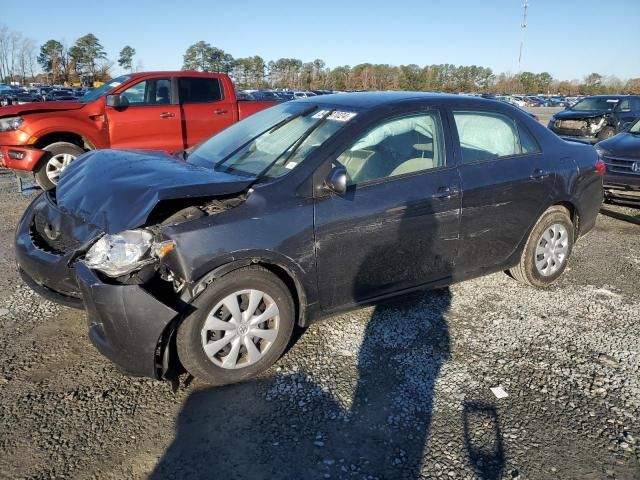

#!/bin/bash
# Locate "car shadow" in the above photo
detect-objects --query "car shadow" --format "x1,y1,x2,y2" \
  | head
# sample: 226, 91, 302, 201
150, 289, 452, 480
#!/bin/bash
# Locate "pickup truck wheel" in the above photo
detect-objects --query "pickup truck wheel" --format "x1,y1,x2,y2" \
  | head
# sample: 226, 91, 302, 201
508, 206, 574, 288
34, 142, 85, 190
176, 266, 295, 386
597, 127, 615, 141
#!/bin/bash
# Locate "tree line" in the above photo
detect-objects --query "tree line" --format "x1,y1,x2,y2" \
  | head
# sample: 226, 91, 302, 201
2, 25, 639, 95
183, 41, 640, 95
0, 24, 136, 86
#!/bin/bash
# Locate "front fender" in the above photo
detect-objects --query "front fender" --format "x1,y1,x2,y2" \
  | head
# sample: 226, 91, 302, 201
178, 251, 312, 326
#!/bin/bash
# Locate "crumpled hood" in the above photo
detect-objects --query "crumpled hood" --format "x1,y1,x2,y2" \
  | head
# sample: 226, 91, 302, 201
554, 109, 609, 120
56, 149, 254, 233
598, 132, 640, 159
0, 101, 85, 117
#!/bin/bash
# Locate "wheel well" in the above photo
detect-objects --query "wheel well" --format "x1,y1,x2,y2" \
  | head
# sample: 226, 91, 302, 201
33, 132, 93, 151
258, 262, 304, 324
551, 201, 580, 238
189, 259, 308, 327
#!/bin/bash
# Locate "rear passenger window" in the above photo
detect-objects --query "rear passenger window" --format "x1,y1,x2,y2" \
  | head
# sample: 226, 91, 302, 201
453, 111, 539, 163
179, 77, 223, 103
518, 125, 541, 154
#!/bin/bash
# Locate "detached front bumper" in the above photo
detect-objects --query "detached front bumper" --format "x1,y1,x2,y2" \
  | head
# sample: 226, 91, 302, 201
75, 262, 179, 379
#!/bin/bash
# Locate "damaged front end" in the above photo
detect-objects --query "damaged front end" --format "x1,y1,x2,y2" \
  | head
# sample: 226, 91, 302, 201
74, 193, 250, 382
16, 148, 254, 381
551, 115, 609, 143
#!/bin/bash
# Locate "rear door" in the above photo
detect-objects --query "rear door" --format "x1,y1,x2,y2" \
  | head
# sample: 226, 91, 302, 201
314, 108, 461, 310
177, 76, 236, 146
450, 109, 557, 273
106, 77, 183, 151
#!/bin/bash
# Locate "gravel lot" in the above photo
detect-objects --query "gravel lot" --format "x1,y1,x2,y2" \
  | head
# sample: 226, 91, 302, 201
0, 158, 639, 479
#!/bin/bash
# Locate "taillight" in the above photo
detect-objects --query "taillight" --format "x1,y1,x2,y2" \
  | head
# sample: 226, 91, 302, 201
595, 159, 606, 176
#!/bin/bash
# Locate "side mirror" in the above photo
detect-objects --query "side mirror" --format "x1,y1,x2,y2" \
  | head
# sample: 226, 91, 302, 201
106, 94, 128, 108
325, 166, 347, 195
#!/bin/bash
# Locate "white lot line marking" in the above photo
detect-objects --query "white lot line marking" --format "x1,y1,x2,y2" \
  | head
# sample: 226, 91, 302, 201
490, 386, 509, 399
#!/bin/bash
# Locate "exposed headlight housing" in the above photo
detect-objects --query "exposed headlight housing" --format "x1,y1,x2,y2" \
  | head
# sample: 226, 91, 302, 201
0, 116, 23, 132
83, 229, 175, 277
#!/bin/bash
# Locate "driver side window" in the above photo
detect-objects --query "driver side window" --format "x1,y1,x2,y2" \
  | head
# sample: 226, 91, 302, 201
336, 112, 445, 186
121, 78, 172, 106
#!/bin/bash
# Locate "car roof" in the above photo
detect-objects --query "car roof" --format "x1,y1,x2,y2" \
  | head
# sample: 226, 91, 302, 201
295, 91, 496, 109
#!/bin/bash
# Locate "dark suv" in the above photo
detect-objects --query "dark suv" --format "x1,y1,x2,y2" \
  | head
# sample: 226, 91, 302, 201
596, 118, 640, 204
15, 93, 604, 386
549, 95, 640, 143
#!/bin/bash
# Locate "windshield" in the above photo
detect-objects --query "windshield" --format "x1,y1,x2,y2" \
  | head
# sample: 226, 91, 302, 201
571, 97, 619, 112
189, 103, 355, 180
78, 75, 131, 103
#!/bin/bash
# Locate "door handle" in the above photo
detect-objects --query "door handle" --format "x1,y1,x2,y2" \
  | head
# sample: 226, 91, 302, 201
530, 168, 550, 180
214, 109, 228, 115
159, 112, 175, 118
432, 186, 459, 199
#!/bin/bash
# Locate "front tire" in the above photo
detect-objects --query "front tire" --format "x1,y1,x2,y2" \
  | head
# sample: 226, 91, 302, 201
34, 142, 85, 190
509, 206, 574, 288
177, 266, 295, 386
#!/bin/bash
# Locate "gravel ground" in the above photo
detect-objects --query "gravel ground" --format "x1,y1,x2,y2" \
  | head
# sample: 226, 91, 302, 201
0, 170, 638, 480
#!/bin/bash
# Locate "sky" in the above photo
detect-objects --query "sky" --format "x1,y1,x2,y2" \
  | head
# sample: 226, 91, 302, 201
3, 0, 639, 81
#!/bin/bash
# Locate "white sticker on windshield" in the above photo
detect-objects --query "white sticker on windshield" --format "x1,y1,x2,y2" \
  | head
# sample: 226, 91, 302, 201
606, 99, 619, 103
285, 161, 298, 169
328, 111, 357, 122
312, 110, 357, 122
109, 82, 122, 87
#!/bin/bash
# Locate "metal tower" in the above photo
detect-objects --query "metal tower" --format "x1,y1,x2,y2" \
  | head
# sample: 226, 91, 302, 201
518, 0, 529, 73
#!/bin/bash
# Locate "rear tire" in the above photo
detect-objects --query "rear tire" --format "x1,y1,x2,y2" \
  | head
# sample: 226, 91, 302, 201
509, 206, 574, 288
34, 142, 85, 190
177, 266, 295, 386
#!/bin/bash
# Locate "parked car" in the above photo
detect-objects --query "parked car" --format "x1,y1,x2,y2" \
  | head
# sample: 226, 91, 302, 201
14, 92, 604, 386
0, 72, 277, 190
548, 95, 640, 144
44, 90, 77, 101
293, 91, 316, 99
13, 92, 42, 104
249, 91, 284, 102
596, 118, 640, 204
276, 91, 295, 101
0, 91, 16, 106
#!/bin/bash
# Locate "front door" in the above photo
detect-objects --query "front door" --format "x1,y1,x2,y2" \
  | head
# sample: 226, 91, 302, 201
178, 76, 236, 147
314, 110, 461, 310
106, 77, 183, 152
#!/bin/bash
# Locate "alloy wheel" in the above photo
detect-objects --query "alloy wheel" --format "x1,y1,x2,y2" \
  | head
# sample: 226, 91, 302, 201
45, 153, 76, 184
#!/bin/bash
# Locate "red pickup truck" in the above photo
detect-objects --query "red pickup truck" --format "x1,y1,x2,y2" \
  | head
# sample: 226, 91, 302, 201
0, 71, 276, 189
